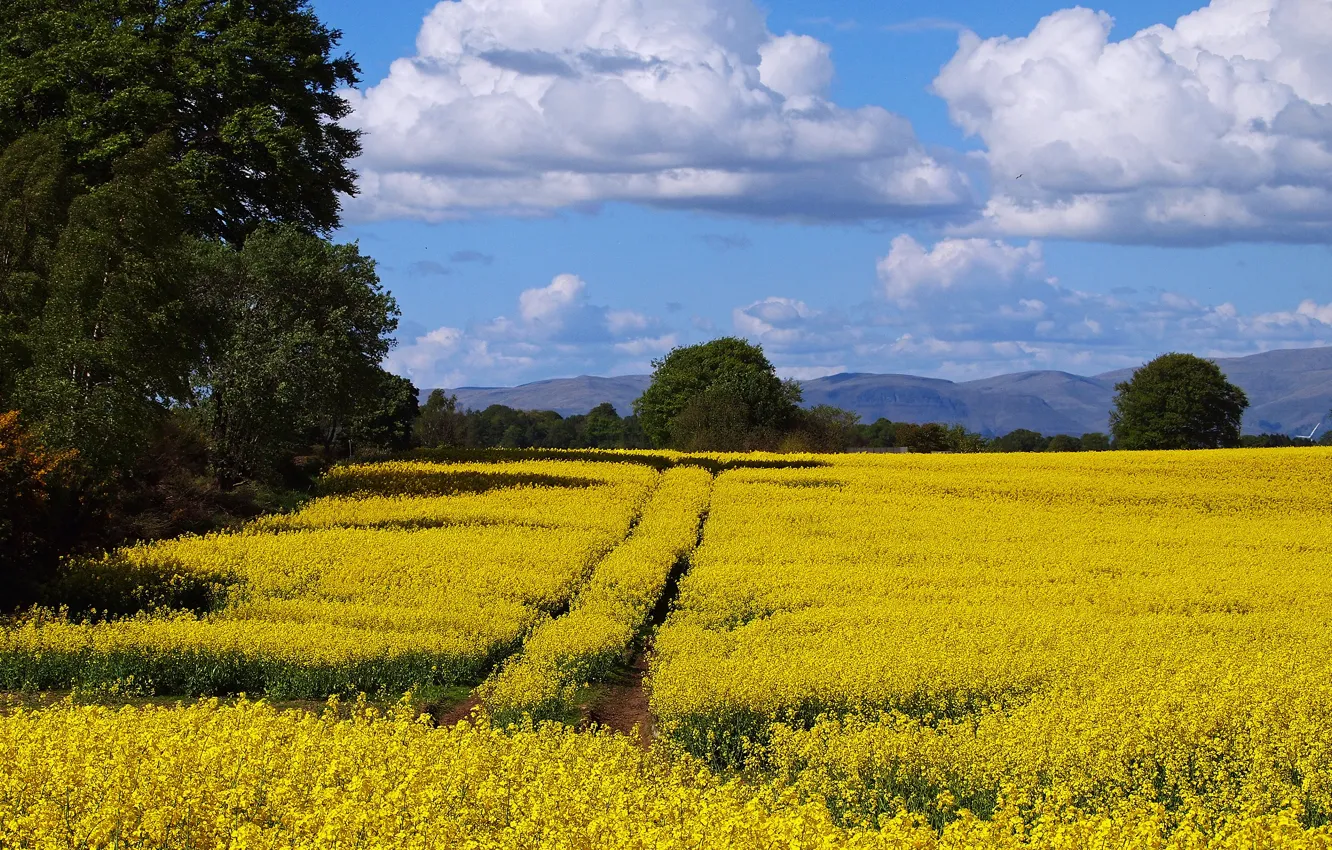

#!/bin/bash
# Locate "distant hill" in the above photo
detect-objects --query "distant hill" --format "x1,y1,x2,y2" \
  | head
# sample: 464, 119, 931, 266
439, 346, 1332, 437
445, 375, 652, 418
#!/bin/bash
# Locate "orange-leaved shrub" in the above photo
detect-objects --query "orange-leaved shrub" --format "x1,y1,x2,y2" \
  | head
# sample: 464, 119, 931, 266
0, 411, 77, 609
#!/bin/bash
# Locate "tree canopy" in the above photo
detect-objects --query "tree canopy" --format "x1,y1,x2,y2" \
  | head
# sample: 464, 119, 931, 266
1109, 353, 1249, 450
634, 337, 802, 449
0, 1, 410, 606
0, 0, 362, 244
201, 224, 400, 486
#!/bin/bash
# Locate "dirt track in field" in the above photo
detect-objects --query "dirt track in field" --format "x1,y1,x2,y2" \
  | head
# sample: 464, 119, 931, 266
584, 650, 654, 745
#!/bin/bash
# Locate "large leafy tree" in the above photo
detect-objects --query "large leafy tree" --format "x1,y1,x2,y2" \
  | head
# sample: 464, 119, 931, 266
0, 0, 361, 244
634, 337, 802, 449
1110, 353, 1249, 450
6, 134, 221, 476
202, 224, 398, 486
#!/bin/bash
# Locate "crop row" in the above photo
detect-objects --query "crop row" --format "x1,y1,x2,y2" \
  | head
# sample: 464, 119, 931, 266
1, 460, 659, 697
648, 449, 1332, 834
480, 465, 714, 723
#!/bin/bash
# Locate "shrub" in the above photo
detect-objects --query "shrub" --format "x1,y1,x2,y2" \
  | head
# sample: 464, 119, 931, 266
0, 411, 77, 609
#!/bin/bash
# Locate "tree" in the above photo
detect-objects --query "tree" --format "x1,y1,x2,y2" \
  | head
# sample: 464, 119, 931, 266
786, 405, 861, 453
894, 422, 952, 453
634, 337, 801, 448
414, 390, 462, 448
1109, 353, 1248, 450
343, 371, 418, 456
0, 133, 75, 405
1080, 432, 1111, 452
856, 418, 898, 448
583, 402, 624, 449
944, 424, 989, 453
0, 0, 361, 244
991, 428, 1048, 453
668, 386, 754, 452
201, 224, 398, 486
9, 134, 217, 477
1046, 434, 1083, 452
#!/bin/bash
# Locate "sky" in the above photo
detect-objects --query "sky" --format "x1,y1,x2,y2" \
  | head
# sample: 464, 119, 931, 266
310, 0, 1332, 388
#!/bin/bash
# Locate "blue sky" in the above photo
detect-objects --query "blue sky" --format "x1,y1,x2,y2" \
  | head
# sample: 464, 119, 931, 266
312, 0, 1332, 388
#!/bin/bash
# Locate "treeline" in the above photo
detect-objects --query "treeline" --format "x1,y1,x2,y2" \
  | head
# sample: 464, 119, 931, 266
415, 395, 651, 450
415, 341, 1332, 454
0, 0, 415, 607
413, 402, 1332, 454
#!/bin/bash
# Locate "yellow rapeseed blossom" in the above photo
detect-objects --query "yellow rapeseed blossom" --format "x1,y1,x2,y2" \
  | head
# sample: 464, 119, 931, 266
649, 449, 1332, 834
481, 466, 713, 722
1, 460, 659, 697
5, 448, 1332, 848
1, 699, 1329, 849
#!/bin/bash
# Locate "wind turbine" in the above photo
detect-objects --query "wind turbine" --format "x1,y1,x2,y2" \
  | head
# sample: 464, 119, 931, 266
1301, 419, 1324, 442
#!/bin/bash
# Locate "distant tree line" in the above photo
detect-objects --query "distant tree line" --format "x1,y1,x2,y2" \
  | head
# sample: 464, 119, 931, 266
414, 395, 651, 451
413, 344, 1330, 455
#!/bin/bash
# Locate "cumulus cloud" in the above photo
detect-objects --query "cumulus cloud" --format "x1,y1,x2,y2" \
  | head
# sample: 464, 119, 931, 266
758, 34, 834, 99
733, 235, 1332, 379
387, 273, 676, 386
933, 0, 1332, 243
344, 0, 972, 221
875, 235, 1045, 304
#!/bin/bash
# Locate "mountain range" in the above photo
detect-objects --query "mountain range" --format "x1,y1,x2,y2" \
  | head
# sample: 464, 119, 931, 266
442, 346, 1332, 438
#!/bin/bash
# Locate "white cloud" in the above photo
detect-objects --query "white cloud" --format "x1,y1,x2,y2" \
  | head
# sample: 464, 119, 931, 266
876, 235, 1046, 304
933, 0, 1332, 243
758, 34, 834, 98
344, 0, 972, 221
730, 235, 1332, 378
518, 273, 586, 325
1296, 299, 1332, 324
387, 273, 675, 386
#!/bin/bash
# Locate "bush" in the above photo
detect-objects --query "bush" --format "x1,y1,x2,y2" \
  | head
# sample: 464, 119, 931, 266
0, 411, 78, 609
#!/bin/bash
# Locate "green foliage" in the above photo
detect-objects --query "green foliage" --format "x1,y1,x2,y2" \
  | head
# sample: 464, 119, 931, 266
634, 337, 801, 449
1239, 433, 1319, 448
990, 428, 1049, 453
1110, 353, 1249, 450
845, 419, 987, 452
414, 402, 652, 451
7, 134, 217, 477
1045, 434, 1082, 452
942, 424, 989, 453
0, 133, 75, 404
668, 385, 759, 452
785, 406, 862, 453
854, 418, 900, 448
0, 0, 361, 244
0, 0, 399, 604
583, 402, 626, 449
414, 390, 462, 449
893, 422, 954, 453
201, 224, 400, 485
344, 371, 419, 456
1080, 432, 1111, 452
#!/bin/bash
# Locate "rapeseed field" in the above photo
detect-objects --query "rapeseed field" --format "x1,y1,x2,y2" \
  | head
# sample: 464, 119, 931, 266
3, 449, 1331, 848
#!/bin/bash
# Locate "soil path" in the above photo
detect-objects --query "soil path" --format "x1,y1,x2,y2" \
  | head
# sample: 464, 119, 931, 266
585, 650, 654, 744
435, 694, 481, 726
